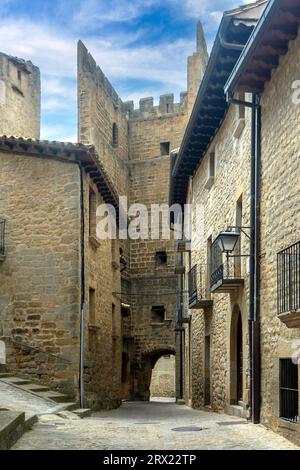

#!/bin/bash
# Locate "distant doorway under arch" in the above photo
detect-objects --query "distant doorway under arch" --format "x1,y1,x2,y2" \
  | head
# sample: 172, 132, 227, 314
150, 354, 175, 400
230, 306, 244, 405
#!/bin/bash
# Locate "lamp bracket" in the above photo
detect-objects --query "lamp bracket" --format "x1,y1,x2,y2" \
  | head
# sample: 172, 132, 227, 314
227, 225, 252, 241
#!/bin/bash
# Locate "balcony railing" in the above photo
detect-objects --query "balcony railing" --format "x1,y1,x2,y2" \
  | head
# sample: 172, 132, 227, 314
175, 290, 190, 323
188, 264, 213, 309
0, 219, 5, 258
210, 239, 244, 292
277, 241, 300, 327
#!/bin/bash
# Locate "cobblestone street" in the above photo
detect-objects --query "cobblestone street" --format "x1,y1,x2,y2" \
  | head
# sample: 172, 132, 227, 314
12, 400, 299, 450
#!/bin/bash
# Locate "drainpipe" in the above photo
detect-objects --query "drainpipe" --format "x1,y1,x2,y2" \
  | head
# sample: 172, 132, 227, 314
227, 93, 261, 423
253, 95, 261, 424
79, 164, 86, 409
179, 252, 184, 400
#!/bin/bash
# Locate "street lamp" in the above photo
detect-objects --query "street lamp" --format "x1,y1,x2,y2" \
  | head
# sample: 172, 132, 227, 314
215, 229, 240, 253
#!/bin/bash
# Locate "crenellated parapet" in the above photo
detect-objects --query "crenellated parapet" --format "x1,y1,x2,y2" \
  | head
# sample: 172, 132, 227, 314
127, 92, 187, 121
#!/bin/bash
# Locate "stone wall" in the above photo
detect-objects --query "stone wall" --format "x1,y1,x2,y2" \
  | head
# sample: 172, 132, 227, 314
0, 152, 81, 396
82, 174, 122, 409
183, 99, 253, 414
0, 150, 123, 408
0, 53, 40, 139
259, 31, 300, 444
181, 19, 300, 445
77, 41, 129, 197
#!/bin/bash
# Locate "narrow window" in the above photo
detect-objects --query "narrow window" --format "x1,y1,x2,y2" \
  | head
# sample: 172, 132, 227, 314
237, 92, 245, 120
209, 151, 215, 178
112, 303, 116, 337
17, 70, 22, 84
279, 359, 299, 423
112, 123, 118, 147
160, 142, 170, 156
151, 306, 165, 323
89, 288, 96, 325
205, 151, 215, 190
89, 187, 97, 237
235, 195, 243, 277
88, 288, 96, 350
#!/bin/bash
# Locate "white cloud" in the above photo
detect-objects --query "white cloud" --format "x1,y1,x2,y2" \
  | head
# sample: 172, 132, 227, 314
72, 0, 160, 28
0, 17, 195, 114
1, 0, 243, 139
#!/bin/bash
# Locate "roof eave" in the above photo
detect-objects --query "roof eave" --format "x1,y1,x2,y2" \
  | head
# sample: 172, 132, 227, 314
224, 0, 279, 95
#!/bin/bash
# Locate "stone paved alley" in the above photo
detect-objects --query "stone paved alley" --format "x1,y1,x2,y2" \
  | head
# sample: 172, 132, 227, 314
12, 400, 300, 450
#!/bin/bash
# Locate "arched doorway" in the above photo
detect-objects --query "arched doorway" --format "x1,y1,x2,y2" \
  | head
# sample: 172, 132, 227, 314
133, 348, 175, 401
236, 313, 243, 403
230, 306, 244, 405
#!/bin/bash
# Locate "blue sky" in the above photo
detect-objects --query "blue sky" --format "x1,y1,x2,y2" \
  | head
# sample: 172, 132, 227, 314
0, 0, 248, 141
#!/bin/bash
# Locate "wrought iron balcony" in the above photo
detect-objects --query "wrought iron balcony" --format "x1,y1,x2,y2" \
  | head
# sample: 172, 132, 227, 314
0, 219, 5, 260
210, 238, 244, 293
175, 291, 190, 324
277, 241, 300, 328
188, 264, 213, 309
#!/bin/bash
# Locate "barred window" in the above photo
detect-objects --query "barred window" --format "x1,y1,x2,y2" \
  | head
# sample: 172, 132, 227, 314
279, 359, 299, 423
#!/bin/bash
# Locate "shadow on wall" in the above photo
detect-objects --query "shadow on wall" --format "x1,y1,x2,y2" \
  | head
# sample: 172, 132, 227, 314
150, 354, 175, 399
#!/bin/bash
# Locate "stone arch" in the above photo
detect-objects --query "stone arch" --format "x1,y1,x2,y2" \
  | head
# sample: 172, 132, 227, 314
133, 347, 175, 401
229, 304, 244, 405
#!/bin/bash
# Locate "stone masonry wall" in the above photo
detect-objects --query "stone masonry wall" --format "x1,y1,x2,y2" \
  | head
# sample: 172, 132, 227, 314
82, 173, 122, 409
77, 41, 129, 197
128, 112, 187, 399
0, 53, 40, 139
0, 152, 81, 396
259, 30, 300, 444
185, 100, 252, 414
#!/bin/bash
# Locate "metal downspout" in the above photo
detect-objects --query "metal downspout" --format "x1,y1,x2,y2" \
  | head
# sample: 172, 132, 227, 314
252, 95, 261, 424
79, 164, 86, 409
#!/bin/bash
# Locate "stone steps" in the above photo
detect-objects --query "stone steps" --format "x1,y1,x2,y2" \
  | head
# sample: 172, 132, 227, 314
0, 411, 37, 450
0, 376, 77, 407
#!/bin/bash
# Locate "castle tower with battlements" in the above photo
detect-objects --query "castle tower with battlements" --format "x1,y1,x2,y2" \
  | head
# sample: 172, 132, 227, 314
78, 23, 208, 400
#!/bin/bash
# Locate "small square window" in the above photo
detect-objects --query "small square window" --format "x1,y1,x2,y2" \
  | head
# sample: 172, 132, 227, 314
151, 306, 165, 323
156, 251, 167, 265
160, 142, 170, 156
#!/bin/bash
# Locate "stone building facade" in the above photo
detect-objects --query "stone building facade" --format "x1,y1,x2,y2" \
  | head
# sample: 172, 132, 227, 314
0, 138, 122, 409
0, 21, 208, 408
77, 27, 208, 401
0, 52, 40, 139
171, 0, 300, 445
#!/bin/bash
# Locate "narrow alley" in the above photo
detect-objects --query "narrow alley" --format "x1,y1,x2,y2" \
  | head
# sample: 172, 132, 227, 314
12, 401, 299, 451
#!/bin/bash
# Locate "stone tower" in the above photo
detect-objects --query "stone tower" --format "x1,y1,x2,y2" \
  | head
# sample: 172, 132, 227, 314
78, 22, 208, 400
0, 52, 41, 139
